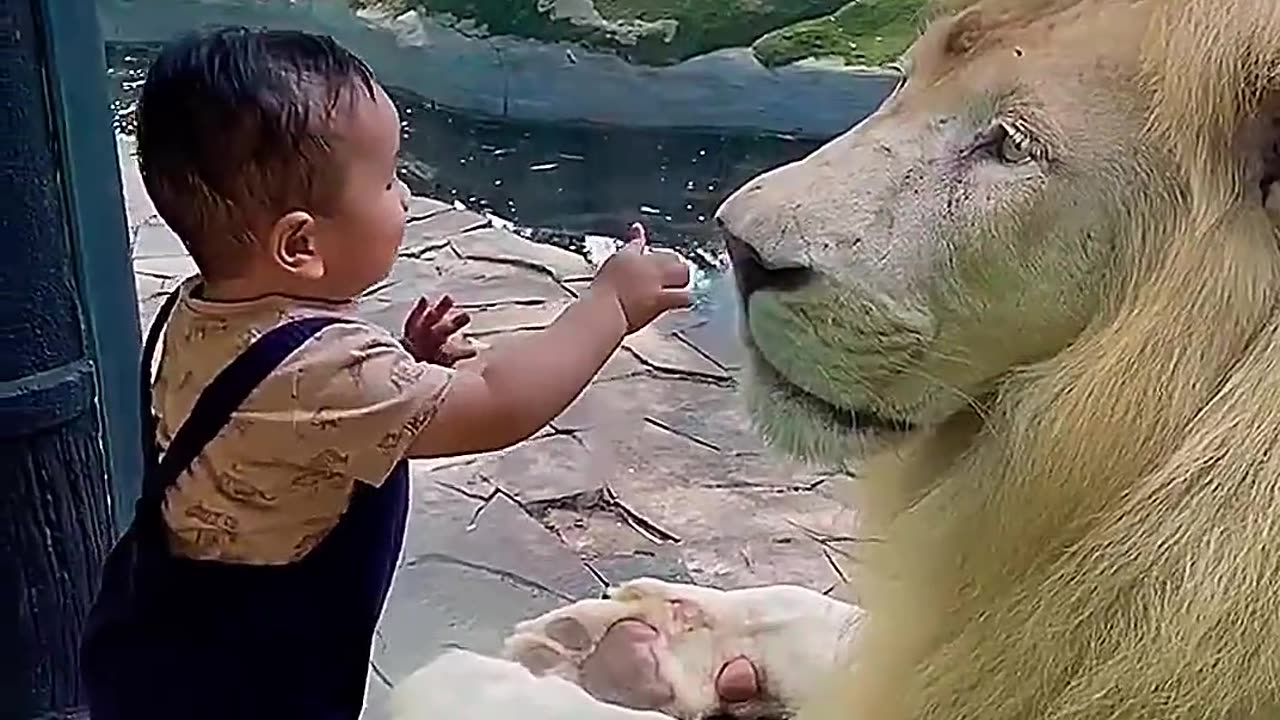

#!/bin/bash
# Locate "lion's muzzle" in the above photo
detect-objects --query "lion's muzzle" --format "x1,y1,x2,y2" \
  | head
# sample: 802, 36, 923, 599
720, 222, 816, 306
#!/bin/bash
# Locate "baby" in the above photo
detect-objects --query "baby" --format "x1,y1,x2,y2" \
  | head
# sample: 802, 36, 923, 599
80, 26, 689, 720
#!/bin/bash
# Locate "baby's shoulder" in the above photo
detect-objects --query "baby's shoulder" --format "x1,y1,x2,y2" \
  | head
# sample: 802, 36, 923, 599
252, 310, 448, 409
158, 295, 416, 401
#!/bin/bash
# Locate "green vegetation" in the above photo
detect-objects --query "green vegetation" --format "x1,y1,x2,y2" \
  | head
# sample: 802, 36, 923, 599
752, 0, 928, 68
591, 0, 850, 65
356, 0, 924, 68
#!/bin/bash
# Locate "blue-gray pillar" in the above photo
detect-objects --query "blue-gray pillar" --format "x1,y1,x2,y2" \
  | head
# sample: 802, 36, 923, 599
0, 0, 143, 716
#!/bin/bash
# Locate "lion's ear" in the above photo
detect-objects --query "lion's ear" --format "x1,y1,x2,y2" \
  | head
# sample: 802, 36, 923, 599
1144, 1, 1280, 221
1256, 108, 1280, 224
1266, 179, 1280, 224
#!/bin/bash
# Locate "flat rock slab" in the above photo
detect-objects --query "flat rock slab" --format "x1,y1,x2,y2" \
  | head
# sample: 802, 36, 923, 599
134, 253, 198, 282
369, 255, 575, 310
414, 433, 602, 508
678, 535, 848, 590
554, 375, 780, 458
405, 195, 453, 221
117, 136, 161, 235
373, 542, 569, 682
623, 324, 731, 381
547, 509, 692, 580
591, 550, 693, 587
133, 223, 189, 259
404, 207, 490, 248
675, 316, 746, 372
450, 226, 593, 281
487, 434, 601, 505
554, 374, 724, 430
403, 463, 600, 598
594, 424, 850, 578
463, 327, 645, 382
464, 299, 571, 336
376, 468, 602, 682
362, 675, 393, 720
135, 271, 185, 332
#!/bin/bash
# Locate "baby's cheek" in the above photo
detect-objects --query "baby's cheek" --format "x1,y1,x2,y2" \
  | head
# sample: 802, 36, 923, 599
387, 194, 409, 241
396, 180, 411, 210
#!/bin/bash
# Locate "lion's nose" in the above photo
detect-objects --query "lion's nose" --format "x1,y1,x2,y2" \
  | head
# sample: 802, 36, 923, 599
720, 223, 815, 299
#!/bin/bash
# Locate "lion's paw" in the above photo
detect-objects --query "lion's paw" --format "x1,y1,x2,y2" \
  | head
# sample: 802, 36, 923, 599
502, 578, 861, 719
391, 649, 668, 720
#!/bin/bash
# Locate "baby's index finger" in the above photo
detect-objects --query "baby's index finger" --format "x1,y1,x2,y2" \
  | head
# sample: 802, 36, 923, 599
422, 295, 454, 326
624, 222, 648, 253
405, 297, 429, 330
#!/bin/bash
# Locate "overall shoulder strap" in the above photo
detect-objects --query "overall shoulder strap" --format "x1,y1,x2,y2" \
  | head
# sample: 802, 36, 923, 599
142, 315, 347, 504
140, 287, 187, 468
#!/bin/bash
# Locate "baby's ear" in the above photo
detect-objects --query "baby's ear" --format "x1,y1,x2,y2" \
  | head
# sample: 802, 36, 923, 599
270, 210, 323, 279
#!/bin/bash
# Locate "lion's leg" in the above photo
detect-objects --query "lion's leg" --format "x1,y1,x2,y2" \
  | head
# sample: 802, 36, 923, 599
391, 648, 670, 720
500, 578, 861, 719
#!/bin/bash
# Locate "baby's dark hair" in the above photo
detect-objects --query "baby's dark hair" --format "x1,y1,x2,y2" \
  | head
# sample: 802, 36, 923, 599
136, 26, 377, 278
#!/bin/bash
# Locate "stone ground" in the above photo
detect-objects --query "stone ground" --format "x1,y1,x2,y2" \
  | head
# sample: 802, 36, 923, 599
118, 138, 852, 717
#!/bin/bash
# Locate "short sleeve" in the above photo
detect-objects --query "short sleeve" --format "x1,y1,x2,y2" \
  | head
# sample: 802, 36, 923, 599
239, 321, 454, 487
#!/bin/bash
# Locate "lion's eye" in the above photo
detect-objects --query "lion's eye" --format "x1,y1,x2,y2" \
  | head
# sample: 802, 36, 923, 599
991, 121, 1035, 164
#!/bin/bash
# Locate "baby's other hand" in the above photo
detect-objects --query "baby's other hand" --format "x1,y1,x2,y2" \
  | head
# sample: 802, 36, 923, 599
593, 223, 691, 334
403, 295, 477, 367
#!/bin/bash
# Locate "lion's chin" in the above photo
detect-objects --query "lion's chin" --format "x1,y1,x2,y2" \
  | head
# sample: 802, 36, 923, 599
741, 349, 914, 466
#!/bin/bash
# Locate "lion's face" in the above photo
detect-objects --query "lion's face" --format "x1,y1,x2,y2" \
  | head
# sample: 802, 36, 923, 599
716, 2, 1161, 463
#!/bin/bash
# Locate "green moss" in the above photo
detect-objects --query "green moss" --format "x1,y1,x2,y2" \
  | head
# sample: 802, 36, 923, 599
591, 0, 850, 65
751, 0, 928, 68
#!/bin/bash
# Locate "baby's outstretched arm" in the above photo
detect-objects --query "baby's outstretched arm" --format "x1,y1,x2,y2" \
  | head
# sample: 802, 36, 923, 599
407, 227, 689, 459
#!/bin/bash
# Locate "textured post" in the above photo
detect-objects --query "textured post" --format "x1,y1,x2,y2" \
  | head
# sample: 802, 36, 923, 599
0, 0, 142, 716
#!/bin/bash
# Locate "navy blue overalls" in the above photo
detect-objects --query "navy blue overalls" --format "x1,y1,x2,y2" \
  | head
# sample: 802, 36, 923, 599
81, 286, 410, 719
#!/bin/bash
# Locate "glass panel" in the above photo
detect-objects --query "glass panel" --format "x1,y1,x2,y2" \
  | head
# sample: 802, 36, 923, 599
99, 1, 922, 715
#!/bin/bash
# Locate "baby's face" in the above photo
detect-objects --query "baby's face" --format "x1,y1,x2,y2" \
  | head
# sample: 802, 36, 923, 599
312, 83, 409, 298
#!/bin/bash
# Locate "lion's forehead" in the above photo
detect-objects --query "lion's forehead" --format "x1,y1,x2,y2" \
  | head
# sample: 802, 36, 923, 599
908, 0, 1151, 90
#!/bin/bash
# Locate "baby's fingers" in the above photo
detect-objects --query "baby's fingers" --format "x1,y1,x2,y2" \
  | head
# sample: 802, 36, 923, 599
405, 297, 430, 334
657, 289, 692, 313
439, 311, 472, 337
650, 250, 690, 289
622, 222, 648, 254
421, 295, 456, 329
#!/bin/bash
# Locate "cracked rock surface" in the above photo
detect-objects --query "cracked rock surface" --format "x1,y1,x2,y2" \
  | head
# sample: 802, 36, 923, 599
120, 136, 851, 718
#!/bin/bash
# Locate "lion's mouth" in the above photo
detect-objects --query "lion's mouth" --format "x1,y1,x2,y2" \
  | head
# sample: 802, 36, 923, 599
747, 346, 917, 435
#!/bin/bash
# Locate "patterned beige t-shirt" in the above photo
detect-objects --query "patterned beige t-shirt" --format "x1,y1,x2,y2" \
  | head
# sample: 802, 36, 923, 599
152, 279, 453, 565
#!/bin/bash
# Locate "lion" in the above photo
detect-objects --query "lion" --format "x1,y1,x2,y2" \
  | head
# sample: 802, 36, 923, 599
390, 0, 1280, 718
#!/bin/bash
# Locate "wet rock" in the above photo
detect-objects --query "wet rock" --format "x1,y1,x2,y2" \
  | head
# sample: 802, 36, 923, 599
134, 254, 198, 282
622, 325, 731, 381
132, 224, 188, 260
404, 208, 490, 249
377, 483, 602, 681
405, 195, 453, 220
451, 226, 594, 281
